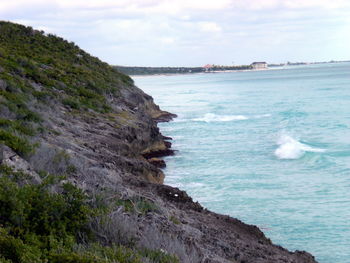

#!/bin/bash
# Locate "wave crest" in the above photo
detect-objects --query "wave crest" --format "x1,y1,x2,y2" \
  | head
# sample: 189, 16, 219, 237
274, 134, 325, 160
193, 113, 248, 122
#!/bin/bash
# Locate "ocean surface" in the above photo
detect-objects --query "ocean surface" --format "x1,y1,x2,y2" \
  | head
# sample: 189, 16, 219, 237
135, 63, 350, 263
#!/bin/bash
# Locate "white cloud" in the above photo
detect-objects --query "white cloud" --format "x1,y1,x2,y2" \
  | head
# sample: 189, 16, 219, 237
198, 22, 222, 33
160, 37, 176, 44
1, 0, 350, 66
1, 0, 350, 15
230, 0, 350, 10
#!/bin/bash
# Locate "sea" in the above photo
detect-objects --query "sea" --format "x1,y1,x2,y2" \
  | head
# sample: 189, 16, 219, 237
134, 62, 350, 263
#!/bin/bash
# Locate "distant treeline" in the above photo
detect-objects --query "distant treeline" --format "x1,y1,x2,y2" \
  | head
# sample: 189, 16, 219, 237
114, 65, 252, 75
268, 60, 350, 67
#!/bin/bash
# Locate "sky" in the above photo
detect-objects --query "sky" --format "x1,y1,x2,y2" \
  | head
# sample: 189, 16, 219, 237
1, 0, 350, 66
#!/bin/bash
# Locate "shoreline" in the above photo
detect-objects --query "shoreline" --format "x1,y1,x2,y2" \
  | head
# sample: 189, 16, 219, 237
130, 61, 350, 78
146, 107, 318, 262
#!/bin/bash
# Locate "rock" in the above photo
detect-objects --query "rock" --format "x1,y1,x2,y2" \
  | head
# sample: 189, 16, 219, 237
153, 111, 177, 122
141, 140, 174, 158
142, 149, 175, 159
0, 144, 3, 164
0, 79, 7, 90
1, 145, 41, 183
148, 157, 166, 168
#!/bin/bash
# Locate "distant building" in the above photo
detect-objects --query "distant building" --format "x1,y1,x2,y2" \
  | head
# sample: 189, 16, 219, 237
251, 62, 268, 70
203, 64, 213, 72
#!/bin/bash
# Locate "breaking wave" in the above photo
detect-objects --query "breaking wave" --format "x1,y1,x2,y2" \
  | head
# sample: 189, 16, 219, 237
193, 113, 248, 122
192, 113, 271, 123
274, 134, 325, 160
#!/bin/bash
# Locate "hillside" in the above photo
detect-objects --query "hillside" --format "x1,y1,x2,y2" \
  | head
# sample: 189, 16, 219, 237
0, 21, 317, 263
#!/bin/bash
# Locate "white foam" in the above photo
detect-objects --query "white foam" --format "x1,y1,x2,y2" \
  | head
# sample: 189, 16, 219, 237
193, 113, 249, 122
255, 114, 271, 118
274, 134, 325, 160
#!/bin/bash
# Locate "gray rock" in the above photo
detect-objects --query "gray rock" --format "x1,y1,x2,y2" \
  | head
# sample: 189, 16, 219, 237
0, 144, 4, 164
0, 79, 7, 90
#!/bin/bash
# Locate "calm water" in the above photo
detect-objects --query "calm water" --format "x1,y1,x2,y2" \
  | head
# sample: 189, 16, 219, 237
135, 63, 350, 263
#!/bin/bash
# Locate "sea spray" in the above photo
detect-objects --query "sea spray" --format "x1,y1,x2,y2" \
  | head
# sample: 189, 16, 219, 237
274, 134, 326, 159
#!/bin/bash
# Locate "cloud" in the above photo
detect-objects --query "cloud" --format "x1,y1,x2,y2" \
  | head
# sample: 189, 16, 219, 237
1, 0, 349, 66
230, 0, 350, 10
198, 22, 222, 33
160, 37, 176, 44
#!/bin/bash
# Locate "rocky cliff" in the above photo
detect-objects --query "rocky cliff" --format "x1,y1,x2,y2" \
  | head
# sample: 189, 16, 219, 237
0, 21, 317, 263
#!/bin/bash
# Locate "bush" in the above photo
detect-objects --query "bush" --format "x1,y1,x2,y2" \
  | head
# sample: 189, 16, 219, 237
115, 197, 158, 215
0, 229, 42, 263
0, 118, 36, 136
0, 166, 179, 263
0, 168, 92, 262
0, 129, 36, 156
0, 175, 91, 239
63, 97, 80, 109
140, 248, 179, 263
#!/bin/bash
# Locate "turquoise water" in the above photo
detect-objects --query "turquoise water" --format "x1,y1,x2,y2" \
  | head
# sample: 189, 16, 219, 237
135, 63, 350, 263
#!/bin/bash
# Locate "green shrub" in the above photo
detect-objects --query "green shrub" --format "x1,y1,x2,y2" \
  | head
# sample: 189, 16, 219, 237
140, 248, 179, 263
0, 228, 42, 263
169, 216, 181, 225
0, 166, 179, 263
115, 197, 158, 215
32, 90, 53, 101
0, 129, 36, 156
66, 164, 77, 175
63, 97, 80, 109
0, 118, 36, 136
0, 86, 41, 122
0, 168, 93, 262
0, 175, 91, 238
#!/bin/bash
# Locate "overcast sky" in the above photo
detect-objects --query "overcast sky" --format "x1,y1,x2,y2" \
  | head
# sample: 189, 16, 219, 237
1, 0, 350, 66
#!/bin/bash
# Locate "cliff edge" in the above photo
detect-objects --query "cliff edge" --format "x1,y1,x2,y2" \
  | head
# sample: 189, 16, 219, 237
0, 21, 317, 263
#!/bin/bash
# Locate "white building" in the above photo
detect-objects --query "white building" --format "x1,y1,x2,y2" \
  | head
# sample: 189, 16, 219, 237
251, 62, 268, 70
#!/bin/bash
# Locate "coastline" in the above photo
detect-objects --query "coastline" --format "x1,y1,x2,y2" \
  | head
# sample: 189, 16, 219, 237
133, 73, 321, 262
0, 22, 319, 263
129, 62, 350, 78
144, 106, 318, 263
129, 67, 292, 78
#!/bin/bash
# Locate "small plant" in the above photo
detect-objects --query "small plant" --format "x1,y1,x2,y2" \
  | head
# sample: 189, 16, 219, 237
115, 197, 158, 215
66, 164, 77, 175
0, 129, 36, 156
52, 149, 70, 164
140, 248, 179, 263
0, 118, 36, 136
63, 97, 80, 109
169, 216, 181, 225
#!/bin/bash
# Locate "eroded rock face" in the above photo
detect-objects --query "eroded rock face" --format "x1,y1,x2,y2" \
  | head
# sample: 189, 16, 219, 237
147, 157, 166, 168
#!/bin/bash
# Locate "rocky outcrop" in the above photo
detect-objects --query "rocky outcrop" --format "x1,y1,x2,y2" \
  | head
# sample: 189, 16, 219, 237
147, 158, 166, 168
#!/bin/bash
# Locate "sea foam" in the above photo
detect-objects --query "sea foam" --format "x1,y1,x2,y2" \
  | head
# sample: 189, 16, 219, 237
193, 113, 248, 122
193, 113, 271, 123
274, 134, 325, 159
